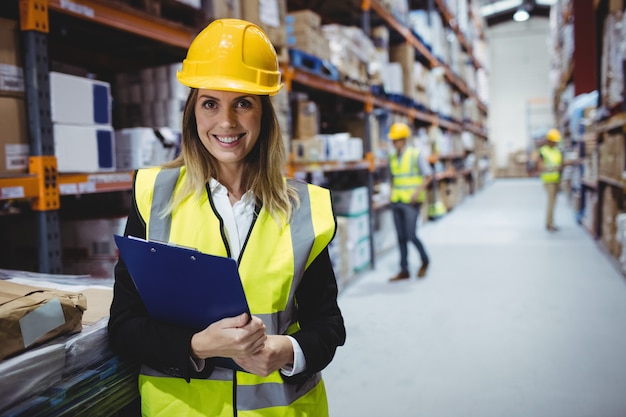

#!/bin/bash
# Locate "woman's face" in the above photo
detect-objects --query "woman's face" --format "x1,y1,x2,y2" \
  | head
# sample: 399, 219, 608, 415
194, 89, 262, 167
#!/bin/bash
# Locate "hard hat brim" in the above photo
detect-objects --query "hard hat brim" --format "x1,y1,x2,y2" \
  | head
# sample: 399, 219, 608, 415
177, 74, 283, 96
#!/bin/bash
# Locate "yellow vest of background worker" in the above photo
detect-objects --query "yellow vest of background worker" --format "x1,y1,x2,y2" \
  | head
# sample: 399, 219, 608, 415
538, 145, 562, 183
390, 147, 425, 203
133, 167, 336, 417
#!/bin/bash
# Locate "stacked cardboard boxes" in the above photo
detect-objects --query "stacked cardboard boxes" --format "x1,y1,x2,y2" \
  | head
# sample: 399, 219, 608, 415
113, 64, 188, 131
330, 187, 371, 286
601, 185, 623, 259
286, 10, 329, 61
598, 131, 625, 182
242, 0, 288, 56
0, 17, 29, 175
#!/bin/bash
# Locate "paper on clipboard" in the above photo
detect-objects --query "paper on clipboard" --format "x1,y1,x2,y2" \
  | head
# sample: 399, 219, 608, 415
114, 235, 250, 332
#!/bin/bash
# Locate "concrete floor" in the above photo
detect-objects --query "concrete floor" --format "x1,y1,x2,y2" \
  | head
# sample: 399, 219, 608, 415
323, 178, 626, 417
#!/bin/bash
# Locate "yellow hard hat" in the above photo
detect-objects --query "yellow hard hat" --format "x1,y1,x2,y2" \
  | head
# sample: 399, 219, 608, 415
546, 128, 561, 142
388, 122, 411, 140
177, 19, 282, 95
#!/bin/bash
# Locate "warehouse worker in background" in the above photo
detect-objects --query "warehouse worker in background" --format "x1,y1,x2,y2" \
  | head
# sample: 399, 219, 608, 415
388, 122, 433, 282
538, 128, 563, 232
108, 19, 345, 417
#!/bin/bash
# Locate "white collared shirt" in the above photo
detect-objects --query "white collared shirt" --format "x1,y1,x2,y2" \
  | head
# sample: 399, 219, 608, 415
190, 179, 305, 376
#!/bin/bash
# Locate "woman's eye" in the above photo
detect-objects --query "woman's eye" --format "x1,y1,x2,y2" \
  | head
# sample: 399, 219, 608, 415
236, 99, 252, 109
201, 100, 217, 109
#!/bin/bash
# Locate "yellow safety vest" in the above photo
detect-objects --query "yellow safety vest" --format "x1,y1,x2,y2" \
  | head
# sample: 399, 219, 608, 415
539, 145, 562, 183
390, 147, 424, 203
133, 167, 336, 417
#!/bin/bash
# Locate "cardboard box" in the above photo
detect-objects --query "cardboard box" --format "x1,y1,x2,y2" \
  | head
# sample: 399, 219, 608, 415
0, 96, 29, 174
294, 99, 319, 139
337, 212, 370, 246
203, 0, 242, 19
331, 186, 370, 216
241, 0, 287, 47
390, 43, 416, 97
49, 72, 112, 126
0, 280, 86, 360
286, 9, 321, 31
0, 17, 24, 96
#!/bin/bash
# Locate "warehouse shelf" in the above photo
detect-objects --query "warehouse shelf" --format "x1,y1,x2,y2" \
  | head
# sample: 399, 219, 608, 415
369, 0, 488, 113
581, 179, 598, 190
0, 174, 40, 200
434, 0, 484, 71
58, 171, 134, 195
289, 158, 373, 175
598, 175, 625, 190
287, 64, 480, 135
48, 0, 196, 48
597, 111, 626, 132
3, 0, 490, 273
438, 152, 467, 161
0, 171, 134, 202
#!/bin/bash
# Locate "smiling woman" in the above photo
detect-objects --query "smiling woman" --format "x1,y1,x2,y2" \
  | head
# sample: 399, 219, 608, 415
107, 18, 346, 417
194, 90, 262, 170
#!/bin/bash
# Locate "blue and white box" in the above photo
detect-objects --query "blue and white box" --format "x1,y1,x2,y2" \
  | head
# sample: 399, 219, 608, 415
54, 124, 115, 173
50, 72, 112, 126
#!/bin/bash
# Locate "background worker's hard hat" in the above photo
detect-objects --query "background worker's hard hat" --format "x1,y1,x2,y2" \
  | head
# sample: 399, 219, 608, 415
177, 19, 283, 95
546, 128, 562, 143
388, 122, 411, 140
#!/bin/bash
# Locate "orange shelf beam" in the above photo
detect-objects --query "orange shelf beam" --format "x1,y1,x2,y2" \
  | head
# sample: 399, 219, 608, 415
48, 0, 195, 48
58, 171, 134, 195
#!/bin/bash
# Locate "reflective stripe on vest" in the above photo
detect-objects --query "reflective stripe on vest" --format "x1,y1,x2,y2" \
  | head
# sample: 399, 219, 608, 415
390, 147, 424, 203
133, 167, 335, 415
539, 145, 562, 183
140, 364, 322, 410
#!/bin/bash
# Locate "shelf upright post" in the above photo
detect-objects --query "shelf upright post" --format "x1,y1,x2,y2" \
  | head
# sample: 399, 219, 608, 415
19, 0, 62, 273
361, 0, 376, 269
364, 101, 376, 269
361, 0, 371, 36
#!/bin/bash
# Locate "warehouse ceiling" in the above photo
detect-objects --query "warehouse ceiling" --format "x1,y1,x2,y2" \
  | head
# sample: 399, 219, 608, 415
286, 0, 557, 28
479, 0, 556, 26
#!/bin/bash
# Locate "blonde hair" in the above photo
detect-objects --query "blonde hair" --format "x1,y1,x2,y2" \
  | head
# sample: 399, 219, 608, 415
162, 89, 298, 223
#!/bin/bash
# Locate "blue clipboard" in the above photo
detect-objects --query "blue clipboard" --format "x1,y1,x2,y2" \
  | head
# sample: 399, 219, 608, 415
114, 235, 250, 332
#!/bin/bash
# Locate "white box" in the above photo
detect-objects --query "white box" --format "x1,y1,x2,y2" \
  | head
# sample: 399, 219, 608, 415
331, 186, 369, 216
115, 127, 179, 170
350, 238, 371, 273
338, 213, 370, 246
54, 124, 115, 172
50, 72, 112, 125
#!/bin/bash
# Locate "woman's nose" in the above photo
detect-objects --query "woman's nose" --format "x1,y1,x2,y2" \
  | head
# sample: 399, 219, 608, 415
218, 108, 238, 128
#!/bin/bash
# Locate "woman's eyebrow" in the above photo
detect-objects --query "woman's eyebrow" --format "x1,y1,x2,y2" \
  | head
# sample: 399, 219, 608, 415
197, 94, 256, 101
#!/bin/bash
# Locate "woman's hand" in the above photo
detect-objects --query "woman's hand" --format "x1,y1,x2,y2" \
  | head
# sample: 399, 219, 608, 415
233, 335, 294, 377
190, 313, 266, 360
410, 187, 424, 204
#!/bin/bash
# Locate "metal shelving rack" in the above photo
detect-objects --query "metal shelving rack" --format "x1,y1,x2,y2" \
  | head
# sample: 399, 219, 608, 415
3, 0, 489, 275
1, 0, 197, 273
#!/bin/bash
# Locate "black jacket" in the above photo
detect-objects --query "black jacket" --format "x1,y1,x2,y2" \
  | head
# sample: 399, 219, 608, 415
108, 185, 346, 384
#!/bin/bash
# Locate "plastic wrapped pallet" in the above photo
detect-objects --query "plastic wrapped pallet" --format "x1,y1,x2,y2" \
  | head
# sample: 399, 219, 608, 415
0, 344, 66, 413
0, 280, 86, 361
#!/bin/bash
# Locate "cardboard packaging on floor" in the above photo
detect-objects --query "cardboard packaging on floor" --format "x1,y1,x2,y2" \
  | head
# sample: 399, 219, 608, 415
0, 280, 87, 361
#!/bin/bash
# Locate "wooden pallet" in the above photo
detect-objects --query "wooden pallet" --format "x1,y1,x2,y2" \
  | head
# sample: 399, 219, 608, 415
288, 49, 339, 81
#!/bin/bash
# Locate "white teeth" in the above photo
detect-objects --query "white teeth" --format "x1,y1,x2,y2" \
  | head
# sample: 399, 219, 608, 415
215, 135, 240, 144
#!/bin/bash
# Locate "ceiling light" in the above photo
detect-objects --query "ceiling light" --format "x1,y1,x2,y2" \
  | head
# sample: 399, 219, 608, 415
513, 7, 530, 21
